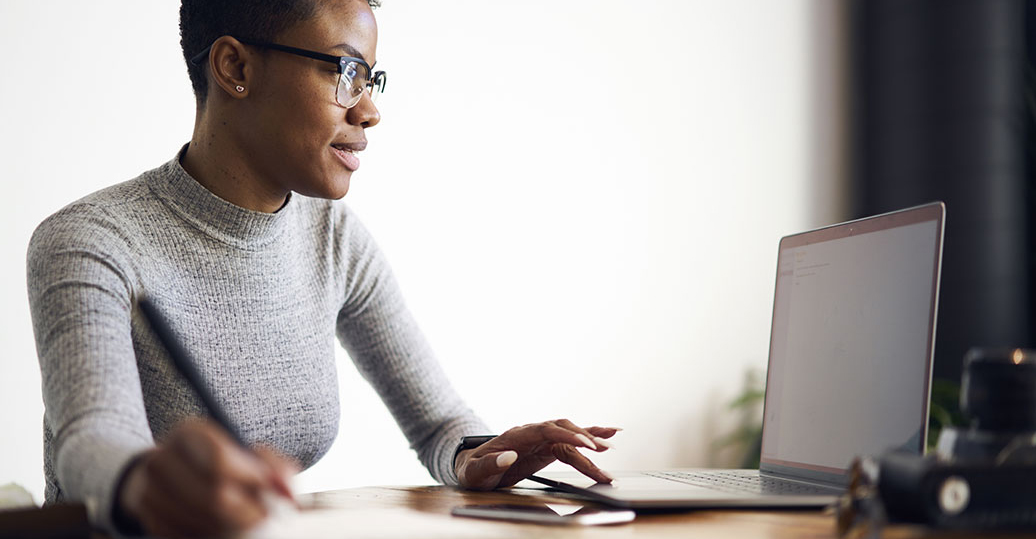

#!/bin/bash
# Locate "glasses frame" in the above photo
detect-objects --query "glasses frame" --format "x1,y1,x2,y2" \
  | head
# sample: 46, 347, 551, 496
190, 38, 386, 108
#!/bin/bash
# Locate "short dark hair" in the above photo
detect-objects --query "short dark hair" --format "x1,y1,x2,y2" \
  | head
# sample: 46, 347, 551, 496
179, 0, 381, 106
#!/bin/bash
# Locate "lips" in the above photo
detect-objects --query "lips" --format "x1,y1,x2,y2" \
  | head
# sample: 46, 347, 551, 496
331, 141, 365, 172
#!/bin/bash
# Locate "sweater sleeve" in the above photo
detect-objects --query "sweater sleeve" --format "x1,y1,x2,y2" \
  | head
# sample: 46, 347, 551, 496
26, 204, 153, 533
332, 207, 490, 485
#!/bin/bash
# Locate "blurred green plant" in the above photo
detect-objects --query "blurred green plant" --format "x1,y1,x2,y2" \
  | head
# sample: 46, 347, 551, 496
927, 378, 964, 451
714, 371, 966, 467
713, 368, 765, 469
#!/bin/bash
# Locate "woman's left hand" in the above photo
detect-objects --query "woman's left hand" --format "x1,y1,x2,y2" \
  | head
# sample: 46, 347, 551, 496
455, 419, 620, 490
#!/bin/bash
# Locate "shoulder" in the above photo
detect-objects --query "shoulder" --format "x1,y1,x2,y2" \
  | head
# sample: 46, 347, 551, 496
29, 176, 151, 255
290, 196, 395, 305
26, 169, 163, 289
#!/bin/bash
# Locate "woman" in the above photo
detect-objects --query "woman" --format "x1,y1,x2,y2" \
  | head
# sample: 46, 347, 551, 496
26, 0, 617, 536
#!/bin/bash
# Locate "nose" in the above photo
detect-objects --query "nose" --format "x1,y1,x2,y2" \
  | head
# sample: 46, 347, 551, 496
348, 91, 380, 128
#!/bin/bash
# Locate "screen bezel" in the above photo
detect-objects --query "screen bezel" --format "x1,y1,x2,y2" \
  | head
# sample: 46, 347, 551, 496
758, 202, 945, 486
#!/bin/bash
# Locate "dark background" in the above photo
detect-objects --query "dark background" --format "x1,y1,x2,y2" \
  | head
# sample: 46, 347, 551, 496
850, 0, 1035, 388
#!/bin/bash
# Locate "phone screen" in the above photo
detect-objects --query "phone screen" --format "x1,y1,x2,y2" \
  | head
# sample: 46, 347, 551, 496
450, 503, 635, 526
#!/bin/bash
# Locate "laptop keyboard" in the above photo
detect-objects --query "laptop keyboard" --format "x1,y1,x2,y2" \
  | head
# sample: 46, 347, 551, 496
644, 471, 837, 496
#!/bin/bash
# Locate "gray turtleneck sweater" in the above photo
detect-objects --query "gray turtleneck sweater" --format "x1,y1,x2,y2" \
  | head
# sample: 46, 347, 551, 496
26, 148, 488, 531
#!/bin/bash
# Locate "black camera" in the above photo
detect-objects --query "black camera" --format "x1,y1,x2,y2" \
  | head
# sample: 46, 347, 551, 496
869, 348, 1036, 529
936, 347, 1036, 463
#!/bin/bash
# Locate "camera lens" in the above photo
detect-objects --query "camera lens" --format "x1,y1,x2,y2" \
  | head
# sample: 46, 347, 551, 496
961, 347, 1036, 432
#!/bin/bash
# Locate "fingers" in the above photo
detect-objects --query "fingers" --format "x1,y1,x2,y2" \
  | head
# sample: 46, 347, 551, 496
139, 462, 266, 536
133, 469, 210, 537
586, 426, 622, 443
538, 419, 619, 453
475, 420, 620, 458
144, 442, 223, 522
540, 420, 599, 451
254, 445, 301, 502
458, 450, 519, 490
553, 444, 616, 484
455, 419, 622, 490
518, 419, 620, 453
491, 420, 604, 454
172, 421, 269, 489
117, 420, 287, 538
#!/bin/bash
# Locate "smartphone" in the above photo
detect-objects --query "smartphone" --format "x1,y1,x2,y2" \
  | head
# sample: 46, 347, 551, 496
450, 503, 635, 526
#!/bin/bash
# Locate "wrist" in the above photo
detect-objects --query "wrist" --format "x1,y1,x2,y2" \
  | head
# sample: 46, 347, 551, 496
111, 452, 149, 536
453, 435, 497, 469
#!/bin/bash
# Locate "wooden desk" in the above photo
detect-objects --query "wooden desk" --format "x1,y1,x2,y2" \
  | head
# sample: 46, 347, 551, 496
3, 486, 1032, 538
295, 485, 836, 538
249, 485, 1006, 539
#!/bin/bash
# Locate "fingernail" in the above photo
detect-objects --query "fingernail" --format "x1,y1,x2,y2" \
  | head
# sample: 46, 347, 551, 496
496, 451, 518, 468
262, 491, 299, 516
593, 437, 615, 449
575, 434, 597, 450
599, 469, 616, 482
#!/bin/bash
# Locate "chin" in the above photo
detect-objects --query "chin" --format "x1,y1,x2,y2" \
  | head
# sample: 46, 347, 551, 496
326, 170, 353, 199
329, 177, 351, 199
301, 175, 351, 200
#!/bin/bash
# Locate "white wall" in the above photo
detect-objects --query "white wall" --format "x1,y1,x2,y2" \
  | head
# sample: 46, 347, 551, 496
0, 1, 844, 501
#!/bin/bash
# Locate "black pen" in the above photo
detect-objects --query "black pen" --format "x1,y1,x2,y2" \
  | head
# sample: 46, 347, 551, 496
138, 297, 298, 508
138, 297, 246, 446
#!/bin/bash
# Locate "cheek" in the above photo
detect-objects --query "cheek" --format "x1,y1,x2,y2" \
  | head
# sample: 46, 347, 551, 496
244, 75, 347, 186
297, 98, 343, 148
271, 103, 338, 158
261, 76, 339, 145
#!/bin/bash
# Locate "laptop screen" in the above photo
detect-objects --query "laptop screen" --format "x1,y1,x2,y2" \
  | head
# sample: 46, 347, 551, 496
759, 203, 944, 484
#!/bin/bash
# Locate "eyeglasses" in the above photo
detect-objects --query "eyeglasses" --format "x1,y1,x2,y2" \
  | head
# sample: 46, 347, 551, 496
190, 38, 386, 109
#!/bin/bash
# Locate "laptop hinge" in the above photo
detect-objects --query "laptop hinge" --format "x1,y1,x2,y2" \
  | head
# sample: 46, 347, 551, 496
759, 470, 844, 491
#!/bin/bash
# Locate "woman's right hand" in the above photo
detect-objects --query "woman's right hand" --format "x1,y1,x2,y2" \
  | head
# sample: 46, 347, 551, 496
116, 419, 298, 538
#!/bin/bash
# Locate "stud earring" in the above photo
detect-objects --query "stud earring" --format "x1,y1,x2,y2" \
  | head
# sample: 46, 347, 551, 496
235, 85, 245, 93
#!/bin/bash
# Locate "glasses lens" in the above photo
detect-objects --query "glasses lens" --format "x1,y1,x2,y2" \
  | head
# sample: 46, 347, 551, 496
336, 61, 371, 108
369, 71, 386, 102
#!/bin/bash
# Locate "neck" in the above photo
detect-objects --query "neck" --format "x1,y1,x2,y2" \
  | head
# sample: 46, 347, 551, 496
181, 104, 290, 214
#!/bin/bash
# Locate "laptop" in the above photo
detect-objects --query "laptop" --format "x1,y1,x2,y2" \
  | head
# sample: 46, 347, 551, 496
527, 202, 946, 509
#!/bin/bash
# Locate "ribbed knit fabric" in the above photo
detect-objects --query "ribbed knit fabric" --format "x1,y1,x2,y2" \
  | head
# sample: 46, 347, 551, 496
26, 146, 488, 533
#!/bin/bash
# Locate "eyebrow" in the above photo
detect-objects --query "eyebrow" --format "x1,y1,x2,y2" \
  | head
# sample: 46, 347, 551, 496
332, 43, 367, 62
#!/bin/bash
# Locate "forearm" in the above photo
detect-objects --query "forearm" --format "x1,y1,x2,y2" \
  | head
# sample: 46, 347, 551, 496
52, 424, 151, 532
29, 204, 154, 531
334, 211, 490, 484
342, 300, 490, 484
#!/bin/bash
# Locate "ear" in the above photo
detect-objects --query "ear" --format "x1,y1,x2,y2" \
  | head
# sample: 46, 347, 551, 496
206, 36, 254, 100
